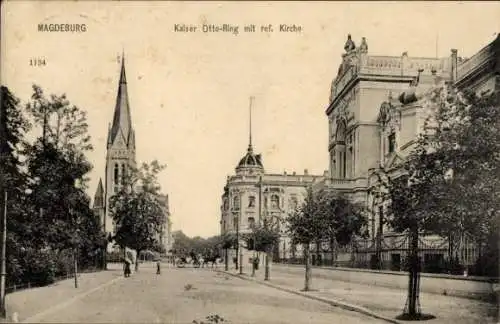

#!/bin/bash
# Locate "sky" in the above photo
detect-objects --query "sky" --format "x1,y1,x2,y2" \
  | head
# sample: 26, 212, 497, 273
2, 1, 499, 238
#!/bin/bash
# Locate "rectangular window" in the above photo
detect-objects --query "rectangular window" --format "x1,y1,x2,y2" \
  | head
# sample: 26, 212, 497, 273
388, 133, 396, 153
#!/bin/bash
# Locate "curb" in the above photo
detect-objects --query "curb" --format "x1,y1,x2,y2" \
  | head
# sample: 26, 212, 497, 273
216, 270, 402, 324
19, 275, 124, 323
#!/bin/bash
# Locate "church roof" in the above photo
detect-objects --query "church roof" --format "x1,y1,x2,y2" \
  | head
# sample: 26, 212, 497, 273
108, 54, 134, 148
93, 178, 104, 208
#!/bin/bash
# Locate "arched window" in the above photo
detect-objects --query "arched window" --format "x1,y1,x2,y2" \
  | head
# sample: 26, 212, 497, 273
248, 196, 256, 208
114, 164, 119, 185
121, 164, 126, 185
336, 121, 347, 179
271, 195, 279, 209
388, 132, 396, 153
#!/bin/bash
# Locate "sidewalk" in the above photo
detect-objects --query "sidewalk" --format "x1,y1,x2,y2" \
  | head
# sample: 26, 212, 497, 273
4, 265, 123, 323
220, 267, 498, 324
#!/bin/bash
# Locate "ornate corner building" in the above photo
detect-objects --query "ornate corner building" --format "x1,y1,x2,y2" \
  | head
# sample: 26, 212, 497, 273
221, 34, 499, 271
318, 34, 499, 270
220, 112, 326, 264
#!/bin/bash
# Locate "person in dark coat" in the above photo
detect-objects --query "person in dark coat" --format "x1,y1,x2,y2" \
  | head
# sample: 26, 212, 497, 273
156, 260, 161, 275
124, 260, 131, 277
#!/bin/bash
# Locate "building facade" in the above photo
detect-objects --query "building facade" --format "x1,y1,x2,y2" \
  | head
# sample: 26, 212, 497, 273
158, 194, 173, 254
220, 124, 325, 266
316, 34, 499, 270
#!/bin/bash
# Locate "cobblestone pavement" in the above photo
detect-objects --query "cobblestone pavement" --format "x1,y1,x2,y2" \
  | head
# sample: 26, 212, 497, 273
11, 263, 390, 323
234, 264, 499, 324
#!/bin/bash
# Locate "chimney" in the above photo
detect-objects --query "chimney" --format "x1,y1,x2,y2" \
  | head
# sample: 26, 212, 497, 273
304, 169, 309, 175
451, 49, 458, 82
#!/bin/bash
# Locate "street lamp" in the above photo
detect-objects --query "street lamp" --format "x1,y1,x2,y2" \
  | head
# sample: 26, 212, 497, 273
0, 189, 7, 318
72, 178, 83, 289
239, 191, 243, 275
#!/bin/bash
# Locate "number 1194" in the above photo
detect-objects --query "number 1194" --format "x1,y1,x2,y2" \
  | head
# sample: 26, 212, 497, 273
30, 58, 46, 66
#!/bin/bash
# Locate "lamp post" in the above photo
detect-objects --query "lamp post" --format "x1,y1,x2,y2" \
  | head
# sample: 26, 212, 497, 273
0, 190, 7, 318
72, 178, 83, 289
239, 191, 243, 275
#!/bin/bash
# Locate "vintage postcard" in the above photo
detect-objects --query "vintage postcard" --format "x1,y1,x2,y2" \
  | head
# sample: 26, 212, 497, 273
0, 1, 499, 323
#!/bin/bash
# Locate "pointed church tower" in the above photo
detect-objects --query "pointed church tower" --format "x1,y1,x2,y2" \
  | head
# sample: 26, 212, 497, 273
104, 53, 137, 237
93, 178, 105, 230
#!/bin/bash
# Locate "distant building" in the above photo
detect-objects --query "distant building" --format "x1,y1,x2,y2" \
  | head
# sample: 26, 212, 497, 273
158, 194, 173, 254
220, 104, 325, 265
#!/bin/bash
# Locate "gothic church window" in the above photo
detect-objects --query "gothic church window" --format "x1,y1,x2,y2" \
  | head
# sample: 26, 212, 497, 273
114, 164, 119, 185
121, 164, 126, 185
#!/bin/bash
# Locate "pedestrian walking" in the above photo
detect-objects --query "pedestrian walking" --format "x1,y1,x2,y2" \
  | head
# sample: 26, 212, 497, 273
124, 259, 131, 277
156, 260, 161, 275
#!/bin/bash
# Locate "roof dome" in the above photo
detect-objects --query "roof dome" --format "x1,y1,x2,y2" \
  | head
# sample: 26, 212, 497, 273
236, 144, 264, 174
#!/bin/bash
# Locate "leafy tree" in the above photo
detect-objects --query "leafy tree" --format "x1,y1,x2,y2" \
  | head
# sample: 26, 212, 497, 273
243, 224, 280, 278
0, 86, 31, 315
287, 187, 322, 291
287, 187, 366, 291
374, 84, 499, 318
220, 232, 237, 271
110, 161, 167, 271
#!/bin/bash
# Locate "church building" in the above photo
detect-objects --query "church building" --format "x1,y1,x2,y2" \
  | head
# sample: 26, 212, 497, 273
93, 54, 172, 258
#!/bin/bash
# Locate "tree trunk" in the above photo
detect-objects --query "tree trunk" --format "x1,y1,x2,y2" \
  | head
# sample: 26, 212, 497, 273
135, 250, 140, 272
315, 240, 321, 266
264, 250, 271, 281
330, 237, 335, 267
224, 248, 228, 271
405, 227, 420, 317
304, 243, 312, 291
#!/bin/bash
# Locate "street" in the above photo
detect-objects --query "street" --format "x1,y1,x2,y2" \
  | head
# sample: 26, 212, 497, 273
23, 263, 388, 323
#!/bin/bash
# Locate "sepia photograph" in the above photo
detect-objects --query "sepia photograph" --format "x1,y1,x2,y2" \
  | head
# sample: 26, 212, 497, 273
0, 1, 499, 323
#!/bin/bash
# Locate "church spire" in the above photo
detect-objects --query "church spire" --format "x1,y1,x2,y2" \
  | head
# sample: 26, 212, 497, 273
247, 96, 254, 153
108, 52, 133, 148
93, 178, 104, 208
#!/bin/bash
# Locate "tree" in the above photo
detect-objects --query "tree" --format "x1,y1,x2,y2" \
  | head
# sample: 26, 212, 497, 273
287, 187, 367, 291
376, 84, 499, 319
0, 86, 31, 316
243, 224, 280, 279
221, 232, 237, 271
287, 187, 323, 291
110, 160, 166, 271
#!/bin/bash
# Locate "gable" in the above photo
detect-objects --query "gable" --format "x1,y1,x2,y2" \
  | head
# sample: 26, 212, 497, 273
385, 152, 405, 169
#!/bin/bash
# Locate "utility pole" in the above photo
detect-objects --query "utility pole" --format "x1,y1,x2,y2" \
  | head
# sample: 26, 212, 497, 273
0, 191, 7, 317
